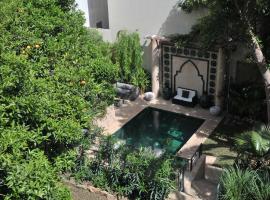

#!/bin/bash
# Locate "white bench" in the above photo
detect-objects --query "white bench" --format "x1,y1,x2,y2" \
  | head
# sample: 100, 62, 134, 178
172, 87, 198, 107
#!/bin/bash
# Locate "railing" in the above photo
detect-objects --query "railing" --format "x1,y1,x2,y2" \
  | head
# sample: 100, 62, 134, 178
185, 143, 203, 172
175, 144, 204, 192
176, 162, 186, 192
216, 183, 221, 200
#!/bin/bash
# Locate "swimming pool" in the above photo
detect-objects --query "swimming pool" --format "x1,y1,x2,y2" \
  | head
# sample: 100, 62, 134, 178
113, 107, 204, 155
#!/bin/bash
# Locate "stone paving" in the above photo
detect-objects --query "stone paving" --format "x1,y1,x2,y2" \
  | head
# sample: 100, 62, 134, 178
96, 96, 224, 160
95, 96, 224, 200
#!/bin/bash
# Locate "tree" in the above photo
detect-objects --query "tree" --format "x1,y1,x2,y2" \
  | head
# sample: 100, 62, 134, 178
179, 0, 270, 122
0, 0, 117, 198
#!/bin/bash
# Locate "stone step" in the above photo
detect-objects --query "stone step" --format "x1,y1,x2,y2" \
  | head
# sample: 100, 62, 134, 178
183, 155, 206, 196
168, 191, 197, 200
191, 179, 217, 200
205, 164, 222, 184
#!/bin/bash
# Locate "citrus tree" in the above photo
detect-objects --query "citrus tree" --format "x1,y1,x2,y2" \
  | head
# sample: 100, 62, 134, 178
0, 0, 118, 198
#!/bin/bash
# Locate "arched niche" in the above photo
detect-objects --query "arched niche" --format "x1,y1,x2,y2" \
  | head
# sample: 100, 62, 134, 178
173, 60, 205, 96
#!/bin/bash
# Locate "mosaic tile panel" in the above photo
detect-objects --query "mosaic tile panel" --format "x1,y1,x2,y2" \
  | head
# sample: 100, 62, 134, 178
161, 44, 219, 103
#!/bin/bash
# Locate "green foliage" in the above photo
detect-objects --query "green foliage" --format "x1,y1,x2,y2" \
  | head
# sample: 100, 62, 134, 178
112, 31, 150, 91
131, 67, 150, 93
178, 0, 270, 62
0, 0, 117, 198
56, 0, 76, 11
228, 82, 266, 119
89, 58, 119, 84
234, 124, 270, 170
219, 167, 270, 200
73, 137, 177, 200
2, 150, 71, 200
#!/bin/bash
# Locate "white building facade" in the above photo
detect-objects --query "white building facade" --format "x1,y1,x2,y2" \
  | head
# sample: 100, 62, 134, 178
75, 0, 227, 107
75, 0, 206, 68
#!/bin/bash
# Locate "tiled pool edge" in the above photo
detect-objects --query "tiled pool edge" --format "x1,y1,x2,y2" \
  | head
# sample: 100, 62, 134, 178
176, 119, 222, 159
96, 96, 224, 160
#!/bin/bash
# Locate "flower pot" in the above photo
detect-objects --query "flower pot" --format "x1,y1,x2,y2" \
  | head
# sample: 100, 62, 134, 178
163, 87, 172, 100
199, 93, 211, 108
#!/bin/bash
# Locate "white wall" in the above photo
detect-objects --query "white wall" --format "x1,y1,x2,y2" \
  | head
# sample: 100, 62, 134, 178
173, 57, 208, 97
107, 0, 206, 42
88, 0, 109, 28
76, 0, 206, 70
76, 0, 90, 27
107, 0, 206, 70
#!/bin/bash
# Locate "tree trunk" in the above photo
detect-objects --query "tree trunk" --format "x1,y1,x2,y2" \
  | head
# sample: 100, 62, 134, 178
233, 0, 270, 123
249, 30, 270, 123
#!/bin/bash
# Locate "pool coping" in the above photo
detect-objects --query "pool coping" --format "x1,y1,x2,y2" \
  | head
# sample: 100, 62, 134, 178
95, 96, 224, 160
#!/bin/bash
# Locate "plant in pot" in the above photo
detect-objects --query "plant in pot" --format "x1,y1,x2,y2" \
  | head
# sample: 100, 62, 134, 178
199, 92, 212, 108
163, 87, 172, 100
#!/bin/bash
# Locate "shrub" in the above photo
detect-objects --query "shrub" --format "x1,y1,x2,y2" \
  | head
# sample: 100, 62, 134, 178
0, 129, 71, 200
219, 167, 270, 200
73, 137, 176, 200
112, 31, 150, 91
228, 82, 266, 120
234, 124, 270, 170
0, 0, 117, 198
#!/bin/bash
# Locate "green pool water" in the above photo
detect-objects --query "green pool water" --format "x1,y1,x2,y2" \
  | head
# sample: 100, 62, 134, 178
113, 107, 204, 155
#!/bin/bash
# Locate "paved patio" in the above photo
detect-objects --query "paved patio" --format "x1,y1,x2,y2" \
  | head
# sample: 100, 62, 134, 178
95, 96, 224, 160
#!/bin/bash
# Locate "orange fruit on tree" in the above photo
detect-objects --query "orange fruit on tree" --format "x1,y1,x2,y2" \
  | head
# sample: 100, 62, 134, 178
80, 80, 86, 86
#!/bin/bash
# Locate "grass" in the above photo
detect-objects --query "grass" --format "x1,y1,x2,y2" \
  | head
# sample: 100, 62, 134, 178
203, 117, 253, 168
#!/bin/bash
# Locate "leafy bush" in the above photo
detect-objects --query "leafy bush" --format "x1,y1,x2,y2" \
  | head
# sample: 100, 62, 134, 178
73, 137, 176, 200
234, 124, 270, 170
219, 167, 270, 200
228, 82, 266, 120
0, 0, 117, 198
112, 31, 150, 92
3, 150, 71, 200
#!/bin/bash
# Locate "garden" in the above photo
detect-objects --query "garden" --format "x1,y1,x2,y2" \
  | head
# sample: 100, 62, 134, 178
1, 0, 270, 200
177, 0, 270, 199
0, 0, 152, 199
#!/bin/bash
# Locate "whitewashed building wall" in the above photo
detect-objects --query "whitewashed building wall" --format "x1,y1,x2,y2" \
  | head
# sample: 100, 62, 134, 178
75, 0, 206, 70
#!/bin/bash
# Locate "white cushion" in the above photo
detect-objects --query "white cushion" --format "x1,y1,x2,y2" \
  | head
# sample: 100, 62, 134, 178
177, 88, 182, 95
174, 94, 193, 102
174, 88, 196, 102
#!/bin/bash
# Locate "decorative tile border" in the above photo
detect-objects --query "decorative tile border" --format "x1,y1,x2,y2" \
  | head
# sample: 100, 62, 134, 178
161, 43, 219, 101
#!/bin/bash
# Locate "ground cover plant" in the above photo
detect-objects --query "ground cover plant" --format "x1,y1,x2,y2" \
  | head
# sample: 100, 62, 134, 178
219, 167, 270, 200
71, 136, 179, 200
0, 0, 118, 199
217, 124, 270, 199
203, 118, 252, 167
203, 121, 270, 198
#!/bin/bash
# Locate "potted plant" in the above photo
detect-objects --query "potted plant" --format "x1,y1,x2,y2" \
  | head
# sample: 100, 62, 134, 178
163, 87, 172, 100
199, 92, 211, 108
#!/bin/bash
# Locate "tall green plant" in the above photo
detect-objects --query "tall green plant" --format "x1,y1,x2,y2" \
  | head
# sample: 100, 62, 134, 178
219, 167, 270, 200
112, 31, 149, 91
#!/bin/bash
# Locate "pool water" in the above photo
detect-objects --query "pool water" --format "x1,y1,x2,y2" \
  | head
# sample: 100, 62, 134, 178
113, 107, 204, 155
